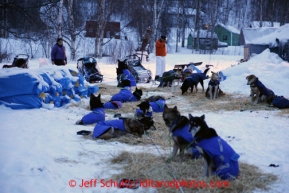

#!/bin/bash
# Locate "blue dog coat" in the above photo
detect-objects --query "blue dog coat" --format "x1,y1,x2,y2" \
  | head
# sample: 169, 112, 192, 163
104, 101, 123, 109
149, 99, 166, 112
272, 96, 289, 109
208, 80, 220, 86
197, 136, 240, 180
172, 124, 201, 158
255, 80, 274, 97
122, 69, 136, 86
81, 108, 105, 125
135, 108, 153, 117
110, 87, 138, 102
92, 119, 126, 138
186, 73, 207, 84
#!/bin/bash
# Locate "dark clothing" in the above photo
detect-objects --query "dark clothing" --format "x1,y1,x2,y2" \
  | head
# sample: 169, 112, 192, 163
51, 43, 67, 66
255, 79, 274, 97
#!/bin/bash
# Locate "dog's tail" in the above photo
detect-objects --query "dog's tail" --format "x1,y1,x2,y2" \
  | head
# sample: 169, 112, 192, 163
203, 68, 210, 76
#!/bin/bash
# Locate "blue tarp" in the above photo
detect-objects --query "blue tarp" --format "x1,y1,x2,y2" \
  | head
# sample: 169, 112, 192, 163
0, 67, 99, 109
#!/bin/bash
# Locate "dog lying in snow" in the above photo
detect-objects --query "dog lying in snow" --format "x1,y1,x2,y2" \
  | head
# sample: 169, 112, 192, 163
76, 94, 105, 125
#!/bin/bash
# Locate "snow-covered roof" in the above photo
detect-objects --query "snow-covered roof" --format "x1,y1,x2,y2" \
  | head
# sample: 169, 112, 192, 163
242, 24, 289, 45
216, 23, 240, 34
250, 21, 280, 28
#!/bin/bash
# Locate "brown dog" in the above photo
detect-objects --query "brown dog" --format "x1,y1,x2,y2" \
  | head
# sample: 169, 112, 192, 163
163, 104, 194, 162
92, 116, 155, 140
246, 74, 275, 104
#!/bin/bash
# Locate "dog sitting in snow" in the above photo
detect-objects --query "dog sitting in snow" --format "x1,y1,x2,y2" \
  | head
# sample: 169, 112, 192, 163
246, 74, 275, 104
162, 104, 201, 162
205, 71, 222, 100
188, 114, 240, 180
180, 68, 210, 95
76, 94, 105, 125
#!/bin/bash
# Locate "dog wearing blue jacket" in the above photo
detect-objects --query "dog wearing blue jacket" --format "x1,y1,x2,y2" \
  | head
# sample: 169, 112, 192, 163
92, 116, 155, 140
163, 104, 201, 162
76, 94, 105, 125
246, 74, 275, 104
110, 87, 143, 102
180, 68, 210, 95
188, 114, 240, 180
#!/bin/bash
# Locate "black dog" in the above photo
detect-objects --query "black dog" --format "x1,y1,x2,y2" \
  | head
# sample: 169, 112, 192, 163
76, 94, 105, 125
188, 114, 240, 180
180, 68, 210, 95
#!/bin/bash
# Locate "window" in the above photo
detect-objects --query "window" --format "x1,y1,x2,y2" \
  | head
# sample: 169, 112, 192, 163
223, 35, 228, 40
106, 31, 110, 38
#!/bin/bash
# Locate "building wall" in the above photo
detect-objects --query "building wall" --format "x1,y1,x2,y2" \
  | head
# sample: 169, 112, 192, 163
214, 25, 240, 46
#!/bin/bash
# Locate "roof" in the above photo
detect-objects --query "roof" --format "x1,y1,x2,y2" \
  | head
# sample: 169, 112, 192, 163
216, 23, 240, 34
250, 21, 280, 28
241, 24, 289, 45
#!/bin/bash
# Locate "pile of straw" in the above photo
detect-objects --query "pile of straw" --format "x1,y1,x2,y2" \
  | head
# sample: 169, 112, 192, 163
109, 151, 278, 193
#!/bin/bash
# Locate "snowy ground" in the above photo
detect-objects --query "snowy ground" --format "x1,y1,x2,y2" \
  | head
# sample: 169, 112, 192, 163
1, 48, 289, 193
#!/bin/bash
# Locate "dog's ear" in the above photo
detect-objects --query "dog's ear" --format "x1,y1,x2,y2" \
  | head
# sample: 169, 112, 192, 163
164, 104, 168, 110
200, 114, 205, 121
173, 106, 178, 111
90, 94, 96, 98
97, 94, 101, 98
188, 113, 193, 119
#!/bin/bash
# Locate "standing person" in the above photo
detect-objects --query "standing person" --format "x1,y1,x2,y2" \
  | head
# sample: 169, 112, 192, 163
51, 37, 67, 66
155, 35, 167, 81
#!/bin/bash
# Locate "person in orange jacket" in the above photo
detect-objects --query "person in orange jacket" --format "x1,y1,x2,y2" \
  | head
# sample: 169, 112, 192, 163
155, 35, 167, 81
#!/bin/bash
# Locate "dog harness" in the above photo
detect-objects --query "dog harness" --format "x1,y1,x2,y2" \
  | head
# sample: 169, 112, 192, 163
92, 119, 126, 138
196, 136, 240, 180
110, 87, 138, 102
208, 80, 220, 86
81, 108, 105, 125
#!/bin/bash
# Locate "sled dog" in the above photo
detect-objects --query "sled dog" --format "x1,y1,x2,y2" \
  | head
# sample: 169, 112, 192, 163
246, 74, 275, 104
163, 104, 195, 162
180, 68, 210, 95
188, 114, 240, 180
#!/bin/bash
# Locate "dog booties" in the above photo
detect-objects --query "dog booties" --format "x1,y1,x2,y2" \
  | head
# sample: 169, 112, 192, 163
149, 99, 166, 112
196, 136, 240, 180
111, 87, 139, 102
81, 108, 105, 125
92, 119, 126, 138
104, 101, 123, 109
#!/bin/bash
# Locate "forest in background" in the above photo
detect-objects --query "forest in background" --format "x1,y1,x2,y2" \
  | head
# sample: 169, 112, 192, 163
0, 0, 288, 62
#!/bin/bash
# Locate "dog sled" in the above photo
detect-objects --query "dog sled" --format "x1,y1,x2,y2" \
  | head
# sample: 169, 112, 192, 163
2, 54, 29, 69
77, 56, 103, 83
118, 54, 152, 84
